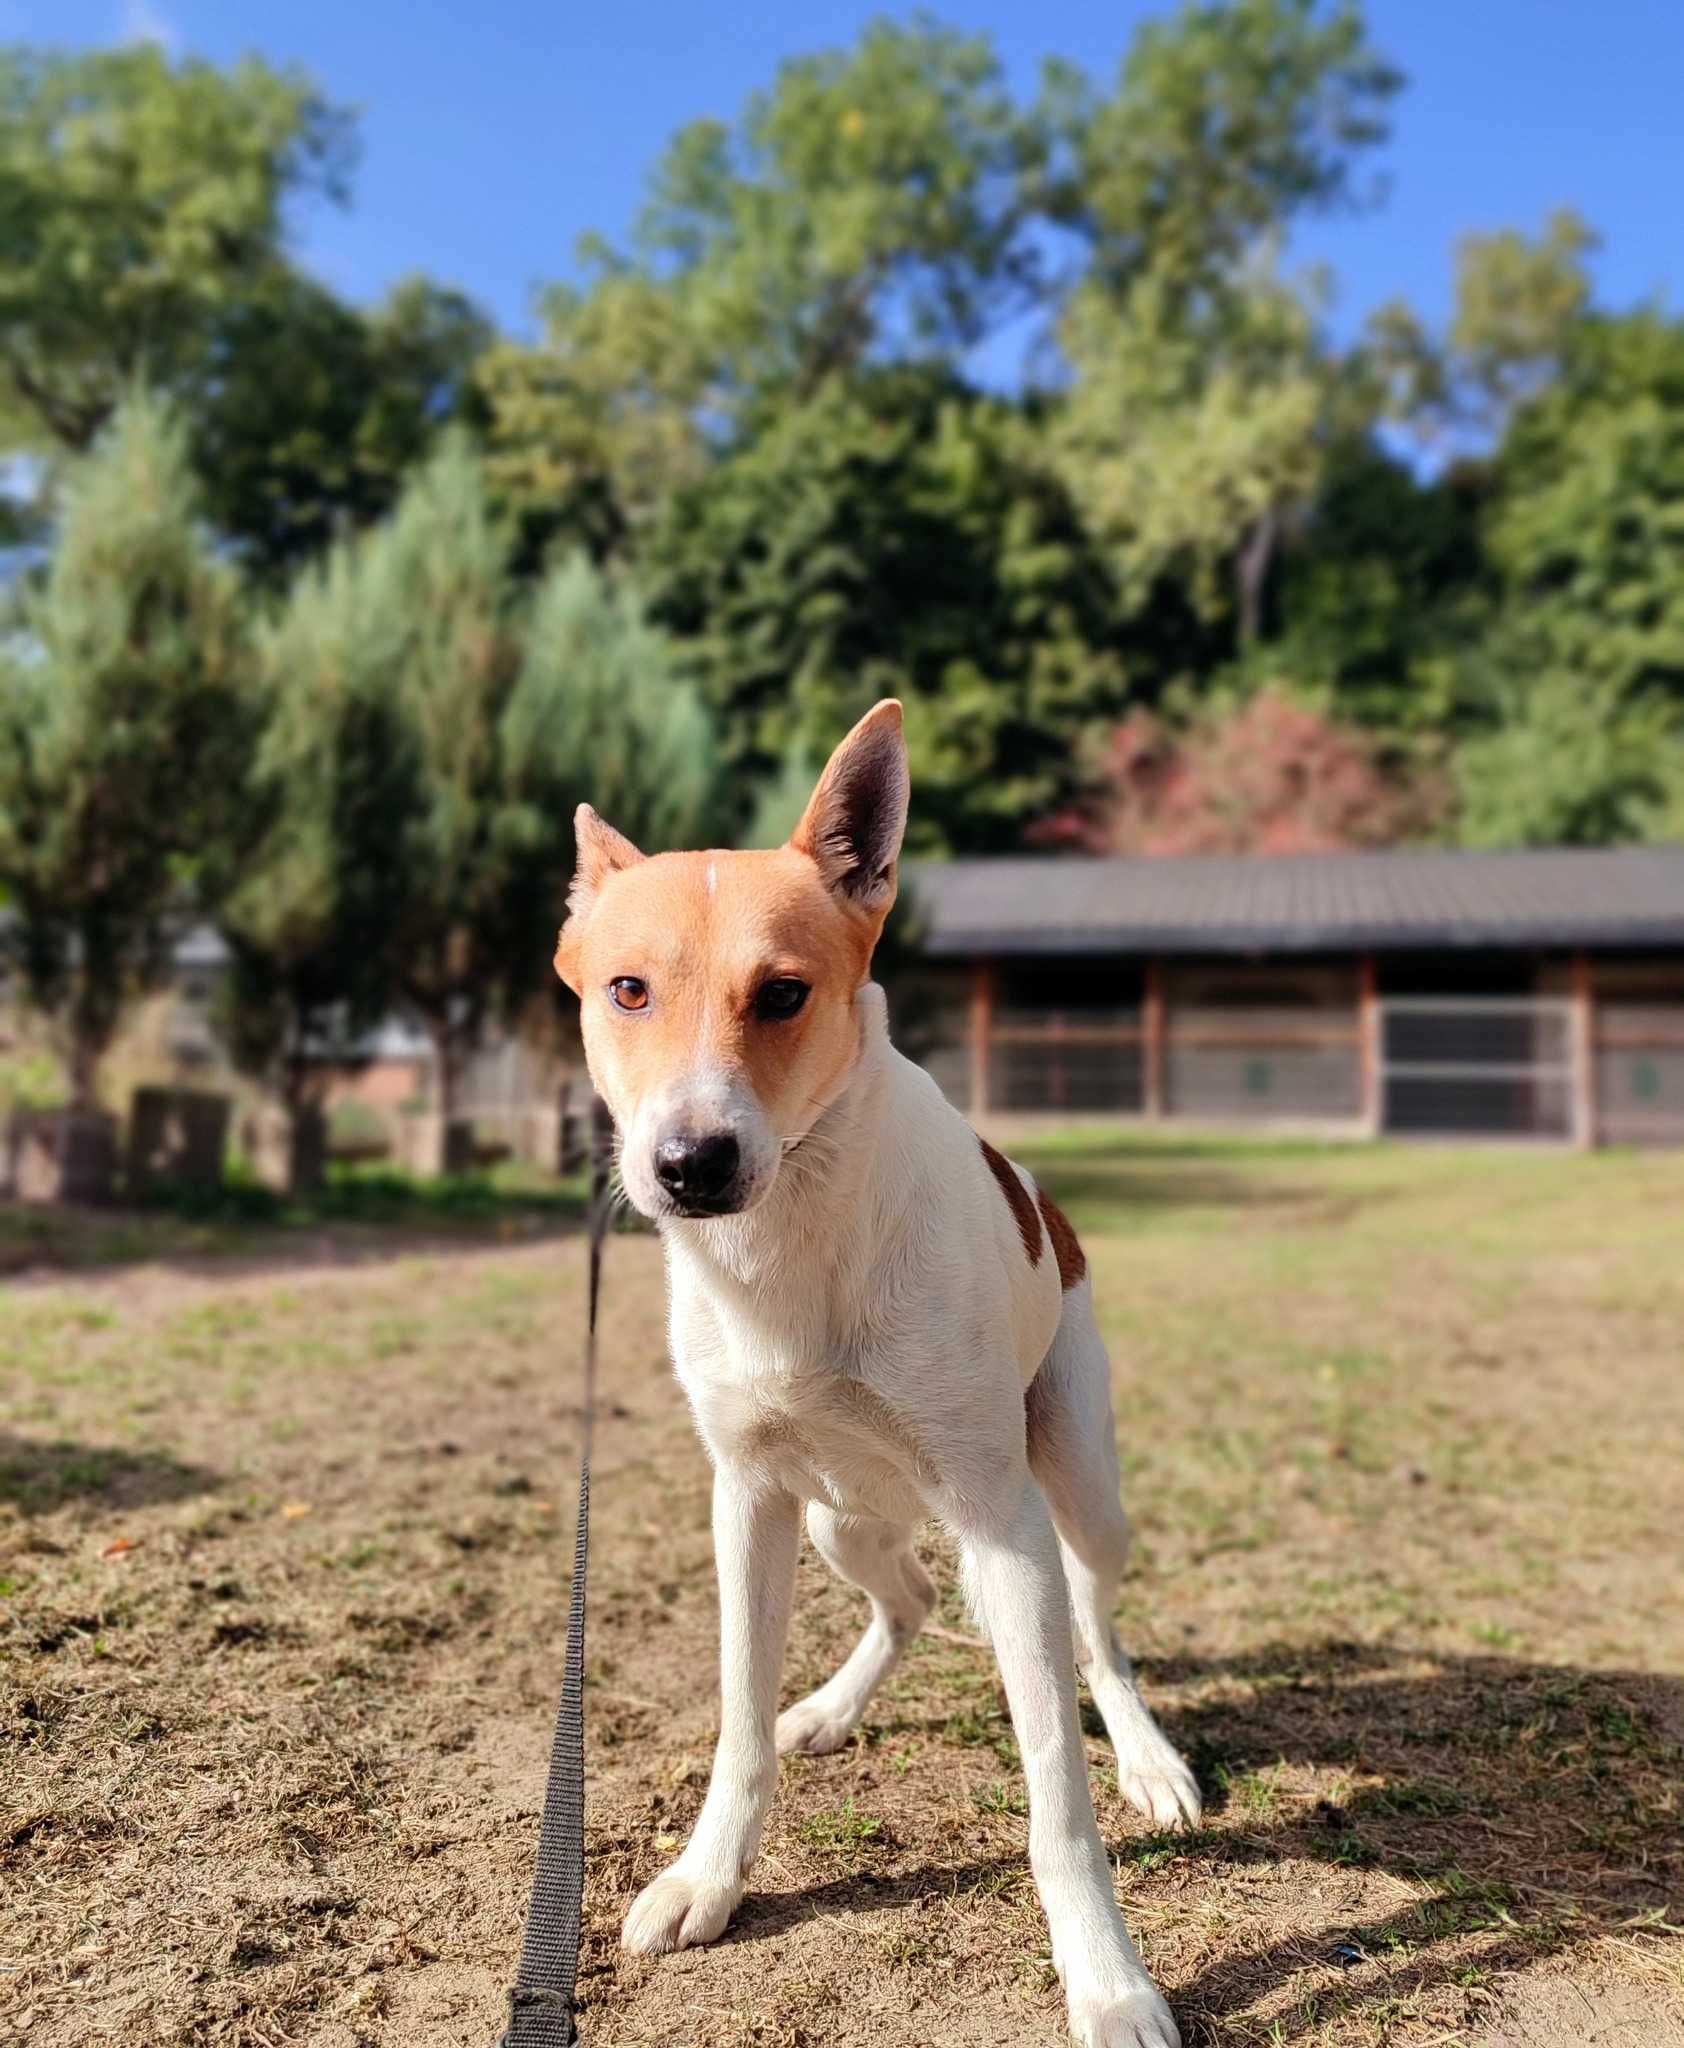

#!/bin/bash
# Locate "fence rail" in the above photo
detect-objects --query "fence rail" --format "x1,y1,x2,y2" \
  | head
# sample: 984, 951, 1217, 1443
917, 965, 1684, 1147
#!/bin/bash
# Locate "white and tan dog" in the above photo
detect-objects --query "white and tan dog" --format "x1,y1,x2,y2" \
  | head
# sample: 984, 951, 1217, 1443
555, 701, 1199, 2048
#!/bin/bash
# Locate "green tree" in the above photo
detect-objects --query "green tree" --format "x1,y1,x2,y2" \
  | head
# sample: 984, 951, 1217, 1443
194, 271, 492, 581
0, 394, 250, 1110
0, 44, 353, 453
1041, 0, 1401, 295
0, 44, 496, 579
645, 367, 1133, 851
486, 1, 1401, 573
502, 552, 722, 866
304, 440, 722, 1130
1052, 266, 1343, 644
480, 16, 1041, 560
1271, 440, 1487, 728
1485, 311, 1684, 716
348, 433, 524, 1126
477, 273, 714, 568
612, 15, 1035, 398
1042, 0, 1402, 650
1452, 653, 1682, 848
1453, 308, 1684, 845
1449, 210, 1599, 425
1365, 208, 1599, 447
211, 539, 411, 1175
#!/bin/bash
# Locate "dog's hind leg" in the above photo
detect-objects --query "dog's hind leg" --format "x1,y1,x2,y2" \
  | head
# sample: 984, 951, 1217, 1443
955, 1473, 1180, 2047
1027, 1287, 1202, 1832
776, 1506, 934, 1756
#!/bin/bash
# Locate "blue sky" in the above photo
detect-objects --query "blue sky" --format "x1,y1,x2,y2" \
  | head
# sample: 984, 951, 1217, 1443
9, 0, 1682, 377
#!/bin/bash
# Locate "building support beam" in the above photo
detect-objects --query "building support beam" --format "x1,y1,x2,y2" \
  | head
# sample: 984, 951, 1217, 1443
1358, 954, 1381, 1137
968, 958, 995, 1121
1571, 952, 1598, 1151
1143, 959, 1166, 1119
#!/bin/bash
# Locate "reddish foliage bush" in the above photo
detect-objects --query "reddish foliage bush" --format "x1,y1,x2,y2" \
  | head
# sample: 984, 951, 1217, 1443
1036, 689, 1443, 856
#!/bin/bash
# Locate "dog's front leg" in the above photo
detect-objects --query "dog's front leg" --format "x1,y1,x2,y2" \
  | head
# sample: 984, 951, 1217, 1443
958, 1475, 1180, 2048
623, 1467, 800, 1954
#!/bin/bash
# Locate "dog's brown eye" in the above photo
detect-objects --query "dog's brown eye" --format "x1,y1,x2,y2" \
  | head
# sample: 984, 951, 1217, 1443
608, 977, 650, 1013
756, 977, 809, 1020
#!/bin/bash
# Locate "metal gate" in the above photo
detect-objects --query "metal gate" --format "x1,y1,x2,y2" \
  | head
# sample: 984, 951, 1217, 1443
1379, 997, 1576, 1141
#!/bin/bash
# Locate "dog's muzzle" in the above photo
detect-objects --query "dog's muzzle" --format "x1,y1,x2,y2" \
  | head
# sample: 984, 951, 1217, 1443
653, 1130, 743, 1215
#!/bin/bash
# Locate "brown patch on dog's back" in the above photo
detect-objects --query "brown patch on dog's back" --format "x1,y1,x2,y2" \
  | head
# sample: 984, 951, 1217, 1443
1037, 1189, 1086, 1289
978, 1136, 1043, 1266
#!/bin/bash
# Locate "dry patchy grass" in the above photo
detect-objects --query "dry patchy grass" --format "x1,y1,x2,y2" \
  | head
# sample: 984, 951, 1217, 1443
2, 1135, 1681, 2046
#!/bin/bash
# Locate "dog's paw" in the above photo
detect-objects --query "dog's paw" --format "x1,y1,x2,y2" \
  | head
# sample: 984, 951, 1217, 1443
1069, 1986, 1182, 2048
776, 1697, 856, 1756
1114, 1734, 1203, 1832
1116, 1758, 1203, 1832
621, 1867, 739, 1955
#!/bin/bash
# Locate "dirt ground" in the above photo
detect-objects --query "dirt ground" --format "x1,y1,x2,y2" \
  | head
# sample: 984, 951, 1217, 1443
3, 1134, 1682, 2047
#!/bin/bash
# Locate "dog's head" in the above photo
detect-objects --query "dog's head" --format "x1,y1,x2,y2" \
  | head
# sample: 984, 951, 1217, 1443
554, 700, 909, 1220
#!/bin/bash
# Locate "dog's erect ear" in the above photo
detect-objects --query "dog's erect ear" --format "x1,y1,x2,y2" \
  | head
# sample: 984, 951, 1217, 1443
554, 804, 645, 991
567, 804, 645, 917
790, 700, 909, 918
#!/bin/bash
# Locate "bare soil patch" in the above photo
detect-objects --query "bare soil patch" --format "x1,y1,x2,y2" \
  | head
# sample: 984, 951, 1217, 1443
4, 1137, 1681, 2045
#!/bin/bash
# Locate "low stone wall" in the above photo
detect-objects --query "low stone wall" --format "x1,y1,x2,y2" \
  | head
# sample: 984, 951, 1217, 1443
394, 1114, 476, 1177
125, 1088, 232, 1196
243, 1104, 328, 1194
3, 1108, 121, 1204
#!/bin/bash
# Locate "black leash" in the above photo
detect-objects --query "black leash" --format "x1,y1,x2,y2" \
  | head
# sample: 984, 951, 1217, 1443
498, 1098, 613, 2048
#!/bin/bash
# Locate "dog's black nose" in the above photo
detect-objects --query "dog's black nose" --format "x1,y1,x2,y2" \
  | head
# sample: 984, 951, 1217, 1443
654, 1131, 741, 1208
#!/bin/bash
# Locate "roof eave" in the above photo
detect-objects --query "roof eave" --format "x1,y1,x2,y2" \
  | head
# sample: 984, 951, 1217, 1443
921, 920, 1684, 958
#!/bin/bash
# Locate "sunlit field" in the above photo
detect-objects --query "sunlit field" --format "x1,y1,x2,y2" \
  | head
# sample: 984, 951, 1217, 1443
4, 1135, 1681, 2046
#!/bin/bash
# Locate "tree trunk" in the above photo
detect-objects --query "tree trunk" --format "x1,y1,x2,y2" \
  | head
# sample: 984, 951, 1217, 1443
1235, 503, 1280, 650
430, 1016, 461, 1129
412, 1011, 476, 1178
67, 1030, 102, 1117
281, 1056, 327, 1195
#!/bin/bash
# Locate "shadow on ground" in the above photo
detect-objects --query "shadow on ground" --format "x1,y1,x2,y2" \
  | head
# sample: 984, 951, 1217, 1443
0, 1432, 221, 1514
728, 1641, 1683, 2044
1008, 1134, 1394, 1227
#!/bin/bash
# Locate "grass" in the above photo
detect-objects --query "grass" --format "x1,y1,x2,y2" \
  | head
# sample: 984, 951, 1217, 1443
795, 1799, 887, 1859
0, 1158, 587, 1274
2, 1131, 1681, 2046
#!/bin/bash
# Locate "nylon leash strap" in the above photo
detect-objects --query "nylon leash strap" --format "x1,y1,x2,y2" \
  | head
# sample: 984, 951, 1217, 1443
498, 1099, 613, 2048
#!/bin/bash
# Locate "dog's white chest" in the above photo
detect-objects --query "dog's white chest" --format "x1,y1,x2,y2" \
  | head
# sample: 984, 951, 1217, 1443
683, 1351, 931, 1525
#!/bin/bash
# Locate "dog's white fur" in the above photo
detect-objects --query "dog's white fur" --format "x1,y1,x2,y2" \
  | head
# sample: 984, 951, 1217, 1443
566, 709, 1198, 2048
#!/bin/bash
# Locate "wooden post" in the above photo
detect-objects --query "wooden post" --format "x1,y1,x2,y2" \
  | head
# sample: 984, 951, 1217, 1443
1358, 954, 1381, 1137
969, 958, 995, 1121
1571, 952, 1598, 1151
1143, 959, 1165, 1120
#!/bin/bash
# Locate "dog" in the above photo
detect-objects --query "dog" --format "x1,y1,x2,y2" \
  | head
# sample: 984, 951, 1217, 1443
554, 700, 1199, 2048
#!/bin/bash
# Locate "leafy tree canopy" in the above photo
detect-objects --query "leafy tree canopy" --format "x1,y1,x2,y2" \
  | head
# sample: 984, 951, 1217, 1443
1052, 266, 1340, 642
1451, 307, 1684, 846
1041, 0, 1401, 296
644, 366, 1134, 852
619, 15, 1037, 397
0, 44, 353, 451
195, 271, 492, 581
1484, 308, 1684, 715
477, 272, 714, 567
0, 394, 252, 1105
